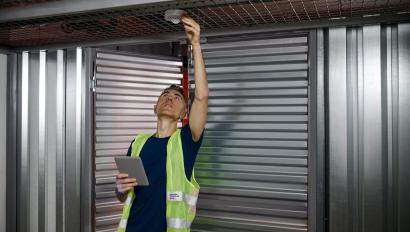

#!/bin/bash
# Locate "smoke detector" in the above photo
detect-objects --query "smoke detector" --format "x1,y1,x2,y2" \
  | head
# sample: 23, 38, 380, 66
164, 9, 186, 24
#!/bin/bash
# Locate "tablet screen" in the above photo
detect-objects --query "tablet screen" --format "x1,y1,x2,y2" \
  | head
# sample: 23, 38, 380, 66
115, 157, 149, 186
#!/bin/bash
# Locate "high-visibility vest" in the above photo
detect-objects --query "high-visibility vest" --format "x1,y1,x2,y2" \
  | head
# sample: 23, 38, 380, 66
117, 129, 200, 232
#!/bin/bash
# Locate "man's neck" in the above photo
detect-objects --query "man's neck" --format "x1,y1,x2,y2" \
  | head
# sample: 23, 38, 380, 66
155, 117, 178, 138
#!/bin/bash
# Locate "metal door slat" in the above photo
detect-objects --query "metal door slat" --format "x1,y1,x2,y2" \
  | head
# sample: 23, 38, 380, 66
191, 34, 309, 232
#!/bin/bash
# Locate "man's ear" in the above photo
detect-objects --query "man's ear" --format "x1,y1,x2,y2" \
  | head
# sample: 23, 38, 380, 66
181, 108, 188, 119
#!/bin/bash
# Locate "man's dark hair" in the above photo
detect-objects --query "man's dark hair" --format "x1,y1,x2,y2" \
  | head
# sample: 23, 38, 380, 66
159, 84, 187, 104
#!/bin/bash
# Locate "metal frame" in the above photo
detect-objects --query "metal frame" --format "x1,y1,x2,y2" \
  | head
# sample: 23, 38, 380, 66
0, 0, 255, 23
0, 0, 173, 23
2, 3, 406, 229
9, 13, 410, 52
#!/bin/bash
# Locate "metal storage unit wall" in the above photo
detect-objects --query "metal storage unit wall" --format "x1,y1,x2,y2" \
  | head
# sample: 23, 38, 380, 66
326, 23, 410, 232
94, 49, 183, 232
190, 33, 310, 232
5, 48, 94, 232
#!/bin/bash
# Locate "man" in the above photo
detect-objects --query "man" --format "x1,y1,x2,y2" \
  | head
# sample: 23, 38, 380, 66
115, 15, 208, 232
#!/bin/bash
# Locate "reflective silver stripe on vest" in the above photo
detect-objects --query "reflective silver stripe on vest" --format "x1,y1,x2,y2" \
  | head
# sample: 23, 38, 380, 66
167, 218, 192, 229
125, 196, 132, 206
119, 219, 127, 228
167, 191, 198, 206
183, 193, 198, 206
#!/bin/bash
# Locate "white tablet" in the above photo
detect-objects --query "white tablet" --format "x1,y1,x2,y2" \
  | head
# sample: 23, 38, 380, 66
115, 157, 149, 186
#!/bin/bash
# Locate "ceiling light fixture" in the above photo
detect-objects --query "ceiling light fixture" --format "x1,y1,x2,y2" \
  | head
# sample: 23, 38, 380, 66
164, 9, 186, 24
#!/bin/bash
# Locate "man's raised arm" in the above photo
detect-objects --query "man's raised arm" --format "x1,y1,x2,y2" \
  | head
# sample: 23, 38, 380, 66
181, 16, 209, 142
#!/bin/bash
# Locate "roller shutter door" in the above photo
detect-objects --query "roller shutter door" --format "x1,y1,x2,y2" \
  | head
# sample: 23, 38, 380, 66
94, 49, 183, 232
191, 33, 309, 232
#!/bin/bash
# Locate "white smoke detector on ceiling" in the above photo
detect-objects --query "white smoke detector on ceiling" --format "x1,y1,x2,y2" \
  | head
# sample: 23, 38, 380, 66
164, 9, 186, 24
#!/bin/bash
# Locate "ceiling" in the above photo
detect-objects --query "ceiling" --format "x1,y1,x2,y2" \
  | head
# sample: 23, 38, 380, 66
1, 0, 410, 48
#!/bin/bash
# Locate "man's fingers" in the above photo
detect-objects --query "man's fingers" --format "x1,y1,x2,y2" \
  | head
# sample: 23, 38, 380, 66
117, 182, 138, 193
181, 16, 194, 23
116, 173, 128, 179
183, 22, 199, 31
119, 183, 138, 189
117, 178, 137, 184
181, 17, 200, 29
184, 25, 199, 34
183, 21, 199, 30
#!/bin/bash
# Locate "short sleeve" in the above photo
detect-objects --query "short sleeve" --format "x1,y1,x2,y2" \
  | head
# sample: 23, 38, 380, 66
180, 124, 205, 180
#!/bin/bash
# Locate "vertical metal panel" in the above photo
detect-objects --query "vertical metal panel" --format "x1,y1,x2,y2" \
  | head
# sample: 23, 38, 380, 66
0, 53, 7, 232
362, 25, 383, 232
191, 33, 309, 232
45, 50, 57, 232
315, 29, 326, 232
65, 48, 82, 232
38, 51, 46, 232
327, 23, 410, 232
308, 29, 325, 232
55, 49, 66, 232
6, 53, 18, 232
81, 48, 94, 232
18, 51, 29, 232
397, 23, 410, 232
307, 30, 318, 232
385, 25, 396, 232
94, 49, 183, 232
346, 27, 361, 232
28, 52, 40, 232
8, 47, 92, 232
327, 27, 349, 232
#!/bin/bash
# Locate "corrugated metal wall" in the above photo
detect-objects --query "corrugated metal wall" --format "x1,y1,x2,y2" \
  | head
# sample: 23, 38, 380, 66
326, 23, 410, 232
5, 48, 93, 232
94, 49, 183, 232
191, 33, 310, 232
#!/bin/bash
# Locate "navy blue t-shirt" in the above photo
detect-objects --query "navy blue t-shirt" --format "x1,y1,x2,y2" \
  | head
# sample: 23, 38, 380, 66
125, 124, 204, 232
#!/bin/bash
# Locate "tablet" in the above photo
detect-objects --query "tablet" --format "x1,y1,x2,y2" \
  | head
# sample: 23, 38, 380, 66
115, 157, 149, 186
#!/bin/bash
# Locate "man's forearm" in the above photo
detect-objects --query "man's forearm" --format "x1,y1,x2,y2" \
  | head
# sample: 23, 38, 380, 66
192, 44, 208, 100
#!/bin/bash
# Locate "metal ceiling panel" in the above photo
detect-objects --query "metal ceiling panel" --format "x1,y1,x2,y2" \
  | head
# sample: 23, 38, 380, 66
1, 0, 409, 47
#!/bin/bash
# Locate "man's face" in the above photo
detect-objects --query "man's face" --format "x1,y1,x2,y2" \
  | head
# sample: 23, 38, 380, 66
154, 89, 186, 121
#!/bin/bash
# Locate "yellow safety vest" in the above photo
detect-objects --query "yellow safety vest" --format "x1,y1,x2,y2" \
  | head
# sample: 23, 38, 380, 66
117, 129, 200, 232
